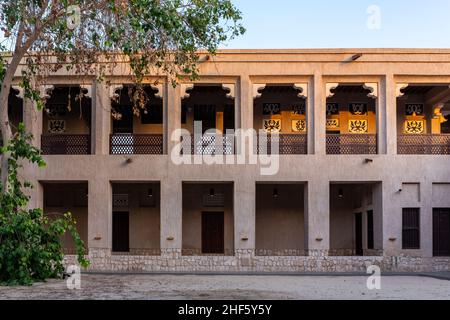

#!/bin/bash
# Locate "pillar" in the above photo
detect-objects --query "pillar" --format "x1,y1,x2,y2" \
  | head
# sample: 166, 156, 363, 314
420, 180, 433, 258
23, 98, 43, 149
234, 178, 256, 251
385, 74, 398, 155
27, 181, 43, 211
313, 73, 326, 155
93, 82, 112, 155
160, 177, 182, 250
381, 179, 401, 256
305, 179, 329, 254
88, 178, 112, 252
372, 182, 384, 251
167, 84, 182, 155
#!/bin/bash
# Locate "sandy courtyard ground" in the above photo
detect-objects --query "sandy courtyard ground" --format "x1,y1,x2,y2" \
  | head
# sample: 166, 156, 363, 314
0, 274, 449, 300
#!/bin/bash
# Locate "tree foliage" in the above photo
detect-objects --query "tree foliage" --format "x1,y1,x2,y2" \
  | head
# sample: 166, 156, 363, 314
0, 124, 89, 286
0, 0, 243, 285
0, 0, 244, 114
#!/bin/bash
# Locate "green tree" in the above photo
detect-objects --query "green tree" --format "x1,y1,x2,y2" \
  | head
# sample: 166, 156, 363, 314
0, 123, 89, 285
0, 0, 243, 285
0, 0, 244, 189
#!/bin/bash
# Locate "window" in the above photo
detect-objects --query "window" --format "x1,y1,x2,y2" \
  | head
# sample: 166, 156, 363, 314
402, 208, 420, 249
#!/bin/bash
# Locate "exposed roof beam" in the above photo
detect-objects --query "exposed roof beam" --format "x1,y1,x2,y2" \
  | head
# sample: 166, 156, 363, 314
426, 86, 450, 106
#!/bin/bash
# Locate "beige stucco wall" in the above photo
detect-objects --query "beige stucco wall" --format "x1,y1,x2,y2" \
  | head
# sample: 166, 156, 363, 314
112, 183, 160, 250
43, 183, 88, 251
11, 49, 450, 269
330, 184, 379, 254
329, 184, 356, 251
182, 183, 234, 254
255, 183, 305, 251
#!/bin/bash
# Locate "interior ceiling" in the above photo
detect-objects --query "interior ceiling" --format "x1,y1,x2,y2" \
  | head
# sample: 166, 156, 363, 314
401, 86, 436, 95
263, 85, 298, 94
332, 85, 370, 95
188, 85, 226, 94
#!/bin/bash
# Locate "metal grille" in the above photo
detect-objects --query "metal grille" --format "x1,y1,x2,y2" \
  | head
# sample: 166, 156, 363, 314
113, 194, 129, 207
257, 134, 307, 155
181, 134, 234, 155
398, 134, 450, 155
110, 134, 163, 155
402, 208, 420, 249
326, 134, 377, 155
41, 134, 91, 155
202, 193, 225, 207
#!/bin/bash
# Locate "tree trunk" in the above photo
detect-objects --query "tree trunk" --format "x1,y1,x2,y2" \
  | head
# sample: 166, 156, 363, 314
0, 50, 26, 194
0, 88, 12, 193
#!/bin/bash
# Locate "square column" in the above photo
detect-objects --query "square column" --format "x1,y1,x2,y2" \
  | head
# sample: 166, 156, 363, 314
240, 76, 253, 132
304, 179, 329, 254
381, 179, 401, 255
88, 178, 112, 251
160, 178, 182, 250
26, 181, 43, 211
234, 179, 256, 251
420, 181, 433, 258
312, 73, 326, 155
92, 82, 111, 155
166, 84, 181, 155
23, 98, 42, 149
384, 74, 397, 155
372, 182, 384, 251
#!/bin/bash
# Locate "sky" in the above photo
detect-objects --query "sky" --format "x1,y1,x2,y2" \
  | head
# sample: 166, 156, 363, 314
225, 0, 450, 48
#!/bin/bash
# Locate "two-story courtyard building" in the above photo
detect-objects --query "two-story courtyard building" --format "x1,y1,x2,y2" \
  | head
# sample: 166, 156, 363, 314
4, 49, 450, 272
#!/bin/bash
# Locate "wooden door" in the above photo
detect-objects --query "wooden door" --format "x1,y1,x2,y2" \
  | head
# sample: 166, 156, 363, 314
433, 208, 450, 256
202, 212, 224, 254
113, 212, 129, 252
355, 212, 363, 256
367, 210, 374, 250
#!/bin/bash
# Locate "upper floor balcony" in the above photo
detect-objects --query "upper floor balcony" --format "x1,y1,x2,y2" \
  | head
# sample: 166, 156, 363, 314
40, 86, 92, 155
325, 84, 378, 155
253, 85, 308, 155
110, 85, 163, 155
397, 85, 450, 155
179, 84, 236, 155
4, 79, 450, 157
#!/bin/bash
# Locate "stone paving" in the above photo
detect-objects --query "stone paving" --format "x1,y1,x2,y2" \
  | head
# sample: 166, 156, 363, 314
0, 274, 449, 300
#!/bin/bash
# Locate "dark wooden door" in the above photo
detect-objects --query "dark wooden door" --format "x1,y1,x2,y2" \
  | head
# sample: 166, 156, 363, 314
113, 212, 129, 252
355, 212, 363, 256
367, 210, 374, 250
202, 212, 224, 254
433, 208, 450, 256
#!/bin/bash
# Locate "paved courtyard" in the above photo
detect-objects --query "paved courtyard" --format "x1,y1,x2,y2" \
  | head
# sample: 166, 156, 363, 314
0, 274, 449, 300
